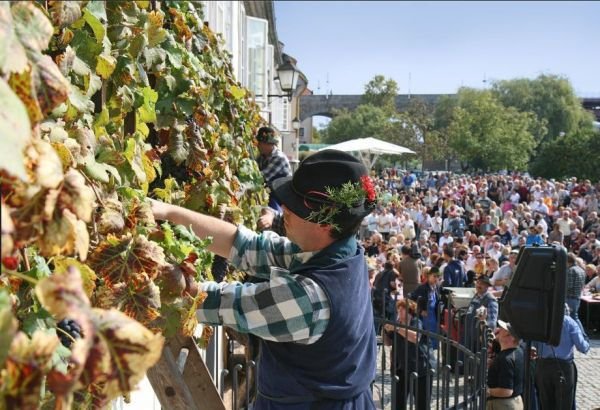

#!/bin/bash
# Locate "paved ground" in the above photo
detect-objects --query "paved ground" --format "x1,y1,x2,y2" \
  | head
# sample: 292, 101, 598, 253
574, 335, 600, 410
374, 335, 600, 410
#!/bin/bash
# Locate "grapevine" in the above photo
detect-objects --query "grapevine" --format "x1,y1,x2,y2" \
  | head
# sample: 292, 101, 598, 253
0, 1, 268, 408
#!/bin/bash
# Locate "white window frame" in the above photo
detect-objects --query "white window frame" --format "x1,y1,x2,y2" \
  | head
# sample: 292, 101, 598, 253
246, 16, 268, 100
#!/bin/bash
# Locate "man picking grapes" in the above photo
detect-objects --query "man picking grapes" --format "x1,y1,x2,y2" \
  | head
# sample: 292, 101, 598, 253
150, 150, 377, 409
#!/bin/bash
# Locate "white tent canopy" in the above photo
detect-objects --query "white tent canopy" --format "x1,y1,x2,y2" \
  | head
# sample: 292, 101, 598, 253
319, 137, 416, 169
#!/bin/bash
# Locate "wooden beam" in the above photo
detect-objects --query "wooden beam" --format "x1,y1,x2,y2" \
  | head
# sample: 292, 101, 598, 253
147, 344, 199, 410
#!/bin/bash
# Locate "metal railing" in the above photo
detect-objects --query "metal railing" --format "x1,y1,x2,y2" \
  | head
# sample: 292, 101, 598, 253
207, 291, 492, 409
373, 298, 492, 410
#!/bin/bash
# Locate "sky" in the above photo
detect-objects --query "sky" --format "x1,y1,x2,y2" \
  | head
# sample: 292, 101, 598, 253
274, 1, 600, 98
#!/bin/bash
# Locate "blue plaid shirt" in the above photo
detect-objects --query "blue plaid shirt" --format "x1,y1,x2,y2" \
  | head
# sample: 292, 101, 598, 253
257, 147, 292, 187
197, 226, 331, 344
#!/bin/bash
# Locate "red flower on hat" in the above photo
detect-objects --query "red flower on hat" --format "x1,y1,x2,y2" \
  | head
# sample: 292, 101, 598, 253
360, 175, 376, 202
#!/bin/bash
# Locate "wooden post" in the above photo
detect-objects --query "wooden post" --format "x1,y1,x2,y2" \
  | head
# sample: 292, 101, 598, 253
147, 335, 226, 410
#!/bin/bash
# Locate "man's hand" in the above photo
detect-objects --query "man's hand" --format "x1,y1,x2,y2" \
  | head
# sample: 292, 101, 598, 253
257, 207, 275, 231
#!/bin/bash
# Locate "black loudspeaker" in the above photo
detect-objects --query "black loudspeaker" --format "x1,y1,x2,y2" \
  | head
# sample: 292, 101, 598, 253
498, 245, 567, 346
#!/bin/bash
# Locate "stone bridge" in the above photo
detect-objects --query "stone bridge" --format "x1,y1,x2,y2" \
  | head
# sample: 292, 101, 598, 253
299, 94, 600, 122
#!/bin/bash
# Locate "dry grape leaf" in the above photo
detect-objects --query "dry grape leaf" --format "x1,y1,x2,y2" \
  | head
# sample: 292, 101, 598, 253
49, 1, 82, 28
97, 195, 125, 235
35, 265, 95, 404
58, 169, 96, 222
146, 10, 167, 47
2, 331, 60, 410
81, 308, 164, 408
12, 188, 58, 247
53, 257, 97, 298
88, 234, 166, 286
125, 197, 155, 229
0, 77, 31, 181
31, 54, 70, 114
38, 209, 87, 259
1, 203, 15, 258
0, 3, 28, 74
26, 138, 64, 189
95, 273, 161, 328
182, 292, 207, 337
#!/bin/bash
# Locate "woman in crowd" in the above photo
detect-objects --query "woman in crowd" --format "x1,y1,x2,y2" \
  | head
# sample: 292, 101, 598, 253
384, 299, 432, 410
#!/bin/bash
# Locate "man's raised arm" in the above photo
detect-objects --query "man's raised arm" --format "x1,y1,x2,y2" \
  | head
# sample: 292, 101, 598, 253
150, 199, 238, 259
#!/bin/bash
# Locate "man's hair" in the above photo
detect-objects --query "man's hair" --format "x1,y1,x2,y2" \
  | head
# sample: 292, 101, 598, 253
443, 247, 454, 258
329, 218, 364, 240
400, 245, 412, 255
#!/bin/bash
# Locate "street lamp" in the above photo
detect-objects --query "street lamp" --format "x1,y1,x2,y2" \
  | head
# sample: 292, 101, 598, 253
256, 61, 299, 101
291, 117, 301, 130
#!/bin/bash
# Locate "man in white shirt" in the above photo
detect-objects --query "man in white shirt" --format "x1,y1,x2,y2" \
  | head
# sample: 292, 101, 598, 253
439, 230, 454, 249
490, 252, 517, 295
377, 207, 394, 240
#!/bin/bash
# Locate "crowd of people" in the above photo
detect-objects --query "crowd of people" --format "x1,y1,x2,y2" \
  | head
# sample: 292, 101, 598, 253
363, 169, 598, 409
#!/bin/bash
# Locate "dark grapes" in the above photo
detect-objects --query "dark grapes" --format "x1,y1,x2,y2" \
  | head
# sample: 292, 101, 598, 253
57, 319, 83, 348
211, 255, 229, 283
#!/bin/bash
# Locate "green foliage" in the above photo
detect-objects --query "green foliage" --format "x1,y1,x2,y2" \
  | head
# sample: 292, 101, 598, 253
0, 1, 268, 406
362, 74, 398, 113
322, 103, 390, 143
529, 126, 600, 180
492, 75, 590, 146
445, 88, 536, 172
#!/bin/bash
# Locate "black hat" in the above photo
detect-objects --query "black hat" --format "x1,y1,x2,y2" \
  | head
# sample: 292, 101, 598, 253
272, 150, 376, 224
256, 126, 279, 144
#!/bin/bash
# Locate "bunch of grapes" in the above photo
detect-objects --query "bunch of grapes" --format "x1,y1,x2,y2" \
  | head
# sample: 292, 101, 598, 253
57, 319, 83, 348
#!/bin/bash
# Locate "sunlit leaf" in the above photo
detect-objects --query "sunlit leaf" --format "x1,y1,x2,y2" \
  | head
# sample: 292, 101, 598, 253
137, 86, 158, 123
96, 53, 116, 79
1, 203, 15, 258
0, 77, 31, 181
53, 257, 97, 298
124, 138, 147, 183
59, 169, 95, 223
0, 3, 28, 74
146, 10, 167, 47
229, 85, 246, 100
10, 2, 53, 55
82, 8, 105, 44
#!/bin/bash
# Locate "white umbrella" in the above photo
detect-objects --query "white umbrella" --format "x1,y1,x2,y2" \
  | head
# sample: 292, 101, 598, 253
319, 137, 416, 169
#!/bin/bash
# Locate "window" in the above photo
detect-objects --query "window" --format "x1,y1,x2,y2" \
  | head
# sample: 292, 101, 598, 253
239, 6, 246, 85
246, 16, 268, 98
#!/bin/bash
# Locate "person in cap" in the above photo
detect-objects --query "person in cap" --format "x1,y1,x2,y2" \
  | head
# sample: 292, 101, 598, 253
409, 266, 447, 349
486, 320, 524, 409
150, 149, 378, 409
255, 126, 292, 212
532, 304, 589, 410
467, 275, 498, 330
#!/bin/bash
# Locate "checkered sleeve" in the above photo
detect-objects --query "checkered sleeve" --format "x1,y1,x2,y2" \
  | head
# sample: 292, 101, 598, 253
261, 151, 291, 186
228, 225, 309, 279
197, 270, 330, 343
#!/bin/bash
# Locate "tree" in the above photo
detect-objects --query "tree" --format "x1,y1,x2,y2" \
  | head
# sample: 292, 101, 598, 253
529, 126, 600, 180
322, 104, 389, 144
446, 88, 536, 172
362, 75, 398, 113
492, 75, 592, 150
492, 75, 596, 176
311, 126, 323, 143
